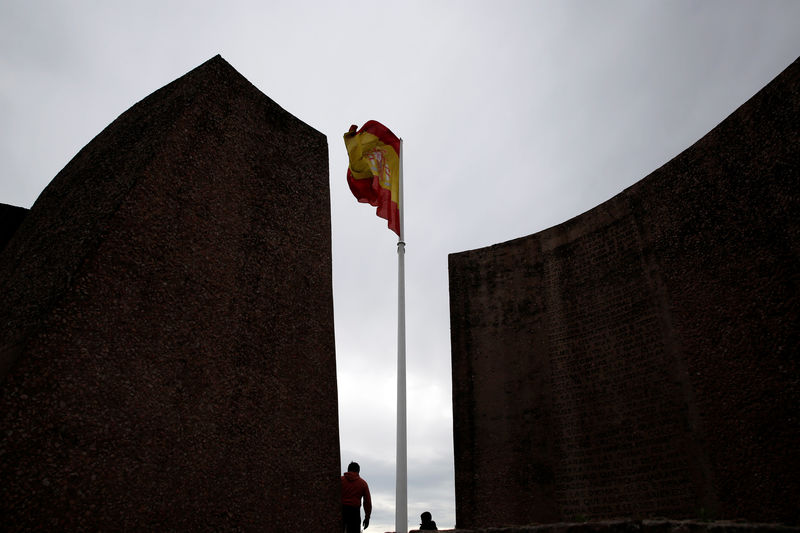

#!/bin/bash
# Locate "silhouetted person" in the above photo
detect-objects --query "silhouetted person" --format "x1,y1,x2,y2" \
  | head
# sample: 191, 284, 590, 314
342, 461, 372, 532
419, 511, 437, 530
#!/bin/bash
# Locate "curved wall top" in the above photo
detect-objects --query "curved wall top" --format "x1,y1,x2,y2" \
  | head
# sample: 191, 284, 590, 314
1, 56, 339, 530
449, 57, 799, 527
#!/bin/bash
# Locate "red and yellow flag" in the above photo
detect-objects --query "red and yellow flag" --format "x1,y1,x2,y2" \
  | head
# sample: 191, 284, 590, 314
344, 120, 402, 236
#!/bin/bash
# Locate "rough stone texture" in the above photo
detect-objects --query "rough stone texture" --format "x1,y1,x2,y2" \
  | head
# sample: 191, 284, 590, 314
0, 203, 28, 252
0, 56, 340, 530
449, 58, 799, 529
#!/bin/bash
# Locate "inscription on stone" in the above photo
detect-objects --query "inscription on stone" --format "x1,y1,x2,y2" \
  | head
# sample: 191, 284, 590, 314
543, 216, 696, 518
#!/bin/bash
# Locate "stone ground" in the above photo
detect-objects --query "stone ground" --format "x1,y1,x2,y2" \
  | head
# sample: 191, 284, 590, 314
408, 520, 800, 533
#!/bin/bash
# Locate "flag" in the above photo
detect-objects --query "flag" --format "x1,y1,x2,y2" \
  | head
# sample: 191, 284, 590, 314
344, 120, 402, 236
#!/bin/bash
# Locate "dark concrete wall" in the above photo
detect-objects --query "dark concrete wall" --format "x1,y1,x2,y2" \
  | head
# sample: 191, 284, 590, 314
0, 56, 340, 530
449, 58, 799, 528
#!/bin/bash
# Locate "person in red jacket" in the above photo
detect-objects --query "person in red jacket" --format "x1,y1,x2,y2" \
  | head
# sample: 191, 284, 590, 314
341, 461, 372, 532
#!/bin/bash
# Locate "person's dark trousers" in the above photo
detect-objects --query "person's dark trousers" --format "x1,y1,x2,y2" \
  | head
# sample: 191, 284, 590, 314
342, 505, 361, 533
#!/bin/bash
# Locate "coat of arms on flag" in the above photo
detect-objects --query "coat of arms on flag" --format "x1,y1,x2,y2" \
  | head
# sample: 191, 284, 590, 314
344, 121, 402, 236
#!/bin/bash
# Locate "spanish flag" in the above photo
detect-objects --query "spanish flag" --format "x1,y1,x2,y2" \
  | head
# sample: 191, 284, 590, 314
344, 121, 402, 237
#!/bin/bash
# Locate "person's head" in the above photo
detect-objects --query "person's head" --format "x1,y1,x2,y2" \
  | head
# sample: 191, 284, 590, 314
347, 461, 360, 473
421, 511, 432, 523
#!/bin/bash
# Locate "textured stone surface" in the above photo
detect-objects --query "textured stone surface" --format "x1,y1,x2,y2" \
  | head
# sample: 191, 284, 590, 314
0, 56, 340, 530
449, 58, 799, 528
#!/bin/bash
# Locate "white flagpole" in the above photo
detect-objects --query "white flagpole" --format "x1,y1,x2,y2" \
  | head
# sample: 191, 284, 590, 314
395, 138, 407, 533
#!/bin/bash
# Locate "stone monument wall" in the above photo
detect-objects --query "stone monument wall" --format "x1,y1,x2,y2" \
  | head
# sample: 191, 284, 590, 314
0, 56, 340, 530
449, 58, 799, 528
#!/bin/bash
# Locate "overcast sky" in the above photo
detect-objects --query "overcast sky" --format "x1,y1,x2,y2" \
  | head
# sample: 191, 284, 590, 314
2, 1, 799, 531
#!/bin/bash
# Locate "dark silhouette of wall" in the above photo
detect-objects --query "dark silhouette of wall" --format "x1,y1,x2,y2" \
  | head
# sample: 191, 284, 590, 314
0, 56, 340, 530
0, 203, 27, 252
449, 57, 799, 528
